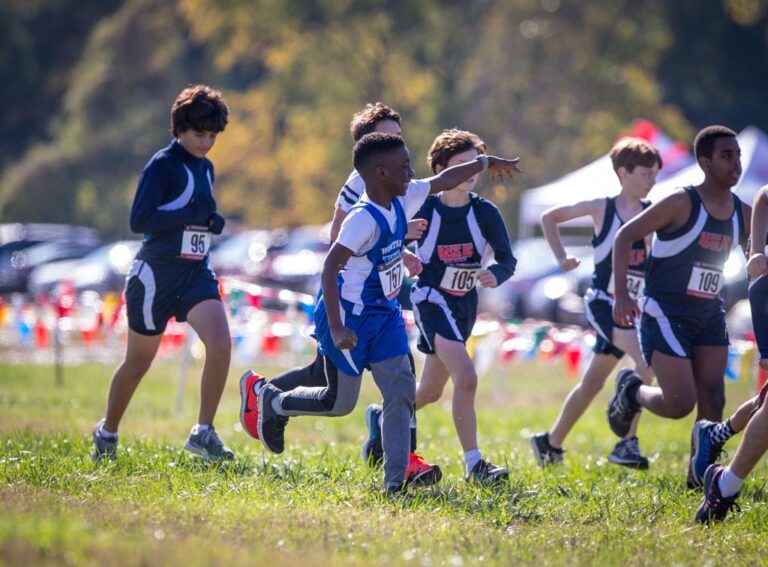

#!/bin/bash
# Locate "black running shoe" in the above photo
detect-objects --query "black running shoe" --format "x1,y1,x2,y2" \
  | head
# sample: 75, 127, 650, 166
607, 369, 642, 438
466, 459, 509, 484
695, 464, 740, 524
608, 436, 649, 470
257, 383, 289, 454
530, 432, 564, 467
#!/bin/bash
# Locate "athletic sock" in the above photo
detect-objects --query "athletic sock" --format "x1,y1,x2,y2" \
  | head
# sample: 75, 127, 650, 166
718, 466, 744, 498
709, 419, 735, 445
627, 379, 642, 411
271, 395, 287, 416
253, 379, 264, 395
99, 424, 118, 439
465, 449, 482, 475
192, 424, 211, 435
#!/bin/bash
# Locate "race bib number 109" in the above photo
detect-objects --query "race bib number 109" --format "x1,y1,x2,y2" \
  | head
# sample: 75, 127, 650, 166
180, 225, 210, 260
686, 263, 723, 299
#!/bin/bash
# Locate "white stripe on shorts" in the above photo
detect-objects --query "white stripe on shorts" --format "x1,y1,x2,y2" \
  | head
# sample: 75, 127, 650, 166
127, 260, 157, 332
411, 286, 463, 343
640, 296, 686, 357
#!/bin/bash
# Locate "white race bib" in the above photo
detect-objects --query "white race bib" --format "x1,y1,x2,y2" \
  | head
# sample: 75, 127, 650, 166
439, 265, 479, 296
686, 264, 723, 299
378, 257, 403, 300
180, 225, 210, 260
626, 270, 645, 300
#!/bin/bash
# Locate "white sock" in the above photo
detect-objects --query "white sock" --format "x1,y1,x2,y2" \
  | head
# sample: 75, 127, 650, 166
99, 424, 118, 439
253, 380, 264, 395
718, 467, 744, 498
192, 424, 211, 435
465, 449, 482, 475
271, 395, 286, 416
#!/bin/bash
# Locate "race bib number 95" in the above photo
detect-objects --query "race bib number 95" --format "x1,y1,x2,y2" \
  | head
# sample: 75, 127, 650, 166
180, 225, 210, 260
686, 263, 723, 299
378, 257, 404, 300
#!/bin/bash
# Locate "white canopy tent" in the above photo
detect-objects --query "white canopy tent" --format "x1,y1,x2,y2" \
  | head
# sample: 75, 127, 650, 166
517, 122, 693, 237
648, 125, 768, 205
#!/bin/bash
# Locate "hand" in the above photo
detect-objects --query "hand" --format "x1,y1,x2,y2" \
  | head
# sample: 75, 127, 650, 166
402, 250, 423, 277
612, 292, 640, 328
477, 269, 498, 288
487, 156, 523, 184
207, 212, 226, 235
406, 218, 428, 240
331, 324, 358, 350
747, 253, 768, 281
558, 256, 581, 272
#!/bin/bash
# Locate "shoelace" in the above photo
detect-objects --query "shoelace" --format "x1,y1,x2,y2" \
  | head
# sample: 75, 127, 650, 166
200, 428, 225, 454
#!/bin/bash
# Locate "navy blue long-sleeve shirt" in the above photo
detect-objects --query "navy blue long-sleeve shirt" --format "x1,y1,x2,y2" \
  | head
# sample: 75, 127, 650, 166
130, 140, 218, 262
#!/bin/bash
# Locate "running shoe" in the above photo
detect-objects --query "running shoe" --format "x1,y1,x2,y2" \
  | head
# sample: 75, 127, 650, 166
530, 432, 564, 467
608, 436, 649, 469
405, 452, 442, 487
257, 383, 289, 454
691, 419, 725, 488
694, 464, 740, 523
91, 418, 117, 461
184, 426, 234, 461
466, 459, 509, 484
607, 369, 642, 438
239, 369, 266, 439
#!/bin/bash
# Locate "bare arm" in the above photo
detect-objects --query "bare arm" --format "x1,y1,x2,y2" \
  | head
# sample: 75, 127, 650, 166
321, 242, 357, 349
426, 156, 521, 195
329, 206, 348, 243
747, 187, 768, 279
540, 199, 605, 271
612, 192, 690, 324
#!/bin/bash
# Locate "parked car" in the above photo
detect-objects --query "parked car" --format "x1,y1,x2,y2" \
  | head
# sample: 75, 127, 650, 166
28, 240, 141, 297
259, 224, 331, 295
0, 224, 102, 295
209, 229, 274, 281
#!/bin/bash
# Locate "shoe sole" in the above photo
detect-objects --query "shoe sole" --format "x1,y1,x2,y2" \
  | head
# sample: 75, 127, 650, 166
361, 405, 382, 465
408, 464, 442, 487
690, 421, 708, 486
239, 370, 262, 439
183, 441, 232, 462
607, 454, 649, 470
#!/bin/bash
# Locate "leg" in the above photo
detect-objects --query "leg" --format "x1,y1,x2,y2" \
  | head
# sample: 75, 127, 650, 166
275, 356, 360, 417
691, 345, 727, 422
415, 353, 450, 410
186, 299, 231, 426
549, 353, 618, 447
370, 355, 416, 489
270, 349, 328, 392
103, 329, 163, 431
636, 352, 697, 418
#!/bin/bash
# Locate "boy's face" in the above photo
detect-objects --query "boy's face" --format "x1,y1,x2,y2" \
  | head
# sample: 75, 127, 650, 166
443, 148, 480, 193
701, 137, 742, 188
375, 146, 414, 197
619, 164, 658, 197
374, 119, 402, 137
177, 129, 218, 158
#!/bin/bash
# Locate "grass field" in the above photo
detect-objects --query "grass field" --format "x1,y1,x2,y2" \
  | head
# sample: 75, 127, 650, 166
2, 357, 768, 566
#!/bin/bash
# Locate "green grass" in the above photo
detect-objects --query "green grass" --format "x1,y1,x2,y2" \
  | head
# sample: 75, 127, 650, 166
1, 358, 768, 566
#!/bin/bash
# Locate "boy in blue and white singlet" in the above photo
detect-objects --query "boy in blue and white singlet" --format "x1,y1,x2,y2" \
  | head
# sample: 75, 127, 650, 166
531, 138, 661, 470
609, 126, 751, 488
92, 85, 234, 462
410, 129, 517, 484
241, 133, 521, 492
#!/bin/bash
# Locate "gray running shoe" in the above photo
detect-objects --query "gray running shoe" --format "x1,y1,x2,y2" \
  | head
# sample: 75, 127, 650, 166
607, 369, 642, 438
530, 432, 564, 467
184, 426, 234, 461
257, 383, 289, 454
91, 418, 117, 461
608, 436, 649, 469
466, 459, 509, 484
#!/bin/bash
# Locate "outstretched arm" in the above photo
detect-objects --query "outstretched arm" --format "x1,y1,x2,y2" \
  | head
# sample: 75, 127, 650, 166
426, 155, 521, 195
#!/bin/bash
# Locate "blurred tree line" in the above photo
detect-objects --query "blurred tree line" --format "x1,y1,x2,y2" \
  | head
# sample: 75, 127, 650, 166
1, 0, 767, 236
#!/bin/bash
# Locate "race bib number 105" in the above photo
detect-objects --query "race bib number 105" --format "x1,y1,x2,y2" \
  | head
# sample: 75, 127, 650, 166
439, 265, 480, 296
180, 225, 210, 260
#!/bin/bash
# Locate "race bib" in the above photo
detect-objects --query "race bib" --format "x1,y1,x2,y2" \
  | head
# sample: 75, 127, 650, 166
686, 263, 723, 299
607, 270, 645, 300
180, 225, 210, 260
378, 256, 403, 300
626, 270, 645, 300
439, 264, 480, 296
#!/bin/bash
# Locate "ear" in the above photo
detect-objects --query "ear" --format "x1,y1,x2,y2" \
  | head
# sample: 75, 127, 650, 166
373, 164, 388, 180
434, 164, 446, 174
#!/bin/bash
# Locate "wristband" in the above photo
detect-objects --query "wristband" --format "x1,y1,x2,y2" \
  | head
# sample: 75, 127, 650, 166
477, 154, 489, 172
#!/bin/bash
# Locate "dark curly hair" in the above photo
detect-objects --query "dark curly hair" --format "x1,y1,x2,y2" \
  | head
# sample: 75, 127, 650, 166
171, 85, 229, 137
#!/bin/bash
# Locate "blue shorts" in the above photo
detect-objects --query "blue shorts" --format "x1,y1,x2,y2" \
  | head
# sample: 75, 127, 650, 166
313, 298, 409, 377
125, 257, 221, 336
411, 286, 477, 355
749, 275, 768, 359
639, 296, 728, 365
583, 288, 625, 359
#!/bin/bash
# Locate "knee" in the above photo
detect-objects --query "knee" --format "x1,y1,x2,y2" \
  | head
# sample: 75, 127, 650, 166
120, 357, 152, 380
453, 369, 478, 394
668, 398, 696, 419
329, 395, 357, 417
419, 384, 443, 405
204, 335, 231, 359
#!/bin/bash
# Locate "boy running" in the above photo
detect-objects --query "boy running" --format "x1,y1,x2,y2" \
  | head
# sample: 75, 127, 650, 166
240, 133, 520, 492
531, 137, 661, 469
608, 126, 751, 487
